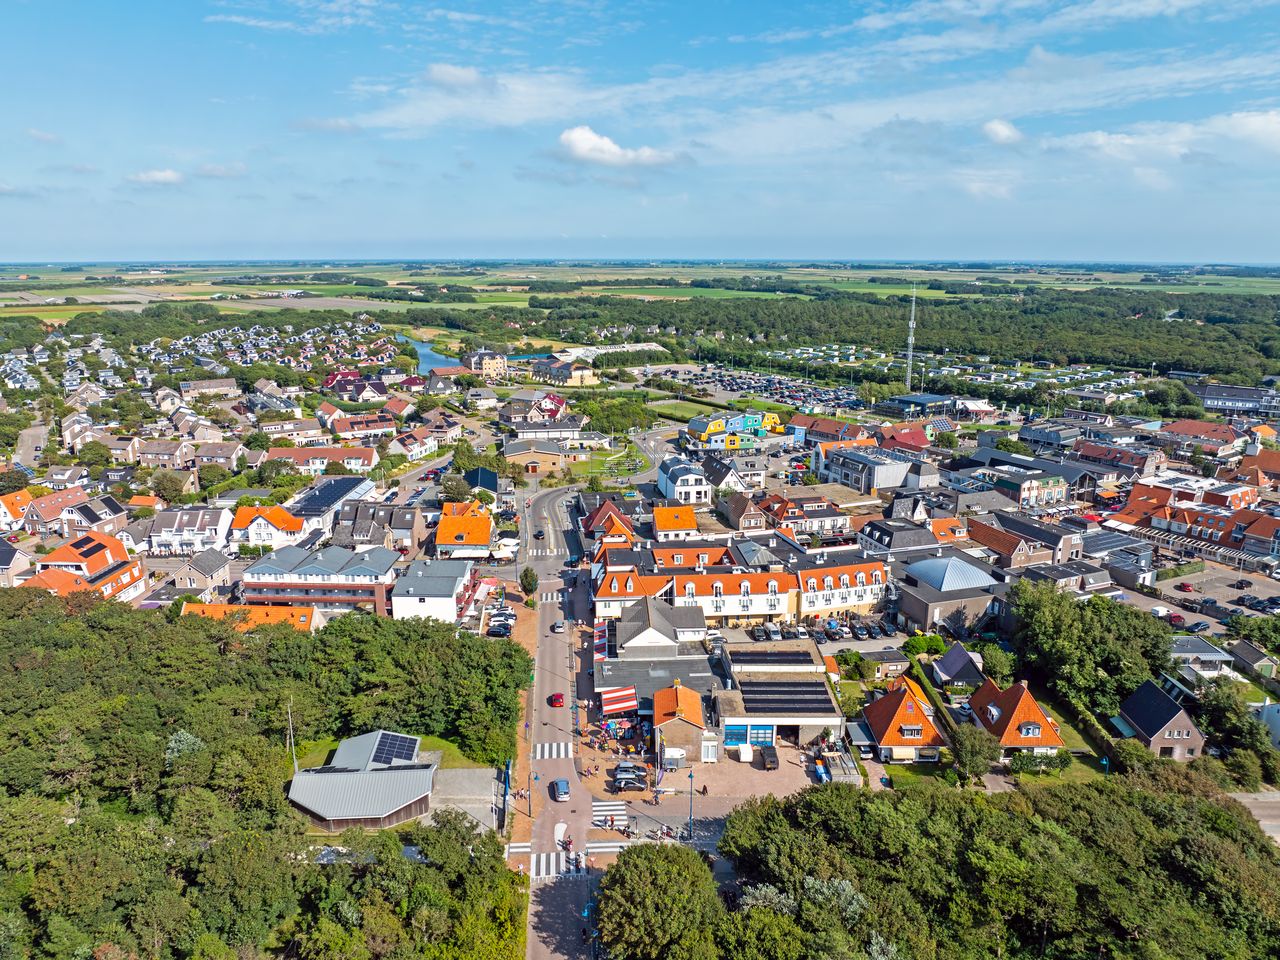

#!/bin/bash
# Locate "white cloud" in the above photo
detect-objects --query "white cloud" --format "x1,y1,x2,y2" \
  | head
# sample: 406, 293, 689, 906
26, 128, 62, 144
205, 14, 301, 31
127, 168, 185, 186
956, 168, 1017, 199
205, 0, 383, 34
983, 118, 1023, 144
423, 63, 489, 90
558, 126, 677, 167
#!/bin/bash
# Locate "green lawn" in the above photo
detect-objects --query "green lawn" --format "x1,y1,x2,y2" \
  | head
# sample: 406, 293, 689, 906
649, 399, 719, 420
1235, 679, 1271, 705
883, 763, 948, 789
1027, 683, 1092, 753
418, 735, 486, 769
569, 442, 650, 477
1016, 754, 1105, 785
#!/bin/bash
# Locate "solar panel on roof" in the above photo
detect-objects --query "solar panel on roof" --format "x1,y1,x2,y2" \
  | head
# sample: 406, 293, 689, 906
371, 732, 418, 765
738, 680, 834, 714
78, 542, 108, 558
731, 650, 813, 665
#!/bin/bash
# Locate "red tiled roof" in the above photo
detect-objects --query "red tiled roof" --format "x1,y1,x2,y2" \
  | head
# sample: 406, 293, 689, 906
967, 679, 1064, 749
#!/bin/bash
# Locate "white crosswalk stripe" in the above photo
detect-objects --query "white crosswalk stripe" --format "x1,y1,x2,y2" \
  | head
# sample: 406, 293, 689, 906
533, 741, 574, 760
540, 592, 559, 603
529, 851, 589, 881
505, 841, 532, 857
585, 841, 632, 855
591, 799, 628, 827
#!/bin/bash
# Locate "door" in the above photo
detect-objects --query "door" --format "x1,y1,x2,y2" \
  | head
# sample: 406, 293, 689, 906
701, 739, 718, 763
748, 726, 775, 746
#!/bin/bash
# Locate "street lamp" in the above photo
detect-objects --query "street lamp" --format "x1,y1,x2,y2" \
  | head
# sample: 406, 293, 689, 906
687, 769, 695, 843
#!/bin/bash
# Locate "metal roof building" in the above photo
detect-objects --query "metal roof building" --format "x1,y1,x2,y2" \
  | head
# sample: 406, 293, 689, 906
288, 730, 437, 831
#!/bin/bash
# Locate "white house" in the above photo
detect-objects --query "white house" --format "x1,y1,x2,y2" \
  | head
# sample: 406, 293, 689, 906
656, 457, 714, 505
389, 558, 478, 623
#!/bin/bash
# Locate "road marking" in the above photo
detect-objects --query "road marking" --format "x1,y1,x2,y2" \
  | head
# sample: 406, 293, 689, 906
540, 592, 559, 603
530, 851, 589, 881
591, 799, 628, 827
585, 841, 632, 855
505, 841, 532, 857
533, 741, 574, 760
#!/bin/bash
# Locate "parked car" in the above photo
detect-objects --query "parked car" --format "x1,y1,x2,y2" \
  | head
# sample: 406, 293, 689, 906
613, 761, 646, 779
1187, 621, 1211, 633
879, 620, 897, 636
824, 626, 842, 643
781, 625, 799, 640
611, 778, 647, 793
837, 625, 854, 641
759, 745, 779, 770
548, 693, 565, 707
852, 623, 870, 639
534, 530, 546, 540
765, 622, 782, 643
1168, 613, 1186, 627
752, 625, 769, 643
551, 778, 570, 802
1175, 582, 1196, 593
486, 625, 511, 638
1232, 579, 1254, 590
551, 621, 565, 633
795, 625, 810, 641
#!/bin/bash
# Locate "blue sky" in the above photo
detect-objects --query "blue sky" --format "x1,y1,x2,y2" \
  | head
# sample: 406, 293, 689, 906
3, 0, 1279, 261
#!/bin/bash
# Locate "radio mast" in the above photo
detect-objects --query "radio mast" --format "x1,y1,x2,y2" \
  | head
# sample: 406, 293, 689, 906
905, 284, 917, 391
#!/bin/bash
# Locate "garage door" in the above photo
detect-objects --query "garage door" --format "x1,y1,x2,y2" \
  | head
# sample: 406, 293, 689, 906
724, 726, 748, 746
749, 726, 775, 746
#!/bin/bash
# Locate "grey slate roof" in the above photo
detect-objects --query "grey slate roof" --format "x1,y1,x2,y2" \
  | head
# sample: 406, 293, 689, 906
187, 548, 231, 578
1118, 680, 1185, 739
393, 558, 473, 598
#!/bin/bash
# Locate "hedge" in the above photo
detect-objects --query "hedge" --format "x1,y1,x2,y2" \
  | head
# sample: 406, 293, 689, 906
1156, 559, 1206, 581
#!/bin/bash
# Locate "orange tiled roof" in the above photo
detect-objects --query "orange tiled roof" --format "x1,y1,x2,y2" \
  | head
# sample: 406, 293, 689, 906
230, 505, 304, 532
441, 499, 486, 518
23, 568, 95, 596
436, 511, 491, 547
653, 683, 704, 728
929, 517, 968, 542
39, 531, 126, 577
967, 678, 1064, 749
181, 602, 316, 631
0, 489, 33, 520
862, 685, 946, 749
653, 505, 697, 533
128, 495, 161, 508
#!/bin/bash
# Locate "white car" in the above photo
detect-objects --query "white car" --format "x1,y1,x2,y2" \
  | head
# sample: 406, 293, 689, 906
795, 626, 810, 641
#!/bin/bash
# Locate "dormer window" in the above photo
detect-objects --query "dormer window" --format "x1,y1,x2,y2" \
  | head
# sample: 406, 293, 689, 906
672, 554, 683, 565
823, 576, 833, 591
712, 582, 723, 598
986, 704, 1001, 725
901, 725, 923, 739
1019, 722, 1041, 738
767, 580, 778, 596
806, 578, 817, 592
740, 582, 751, 597
685, 583, 695, 598
839, 575, 850, 588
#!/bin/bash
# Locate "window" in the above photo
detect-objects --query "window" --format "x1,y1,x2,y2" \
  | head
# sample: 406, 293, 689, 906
685, 583, 696, 598
672, 554, 683, 565
806, 578, 817, 592
1019, 722, 1041, 738
767, 580, 778, 596
839, 575, 850, 588
823, 576, 833, 590
712, 582, 723, 598
856, 572, 866, 587
872, 571, 883, 585
901, 725, 923, 739
740, 582, 751, 597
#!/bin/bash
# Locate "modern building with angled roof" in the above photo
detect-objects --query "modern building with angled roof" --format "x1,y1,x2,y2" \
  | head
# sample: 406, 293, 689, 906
890, 550, 1013, 638
288, 730, 436, 831
241, 544, 400, 615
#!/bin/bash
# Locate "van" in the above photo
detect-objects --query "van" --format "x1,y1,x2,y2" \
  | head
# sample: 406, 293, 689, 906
765, 622, 782, 643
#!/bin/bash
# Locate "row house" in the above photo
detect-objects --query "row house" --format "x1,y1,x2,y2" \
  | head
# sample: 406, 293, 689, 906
258, 417, 327, 446
194, 441, 247, 470
139, 439, 195, 471
241, 544, 400, 616
147, 508, 234, 555
387, 426, 440, 462
23, 488, 90, 537
265, 446, 379, 476
757, 493, 851, 536
331, 412, 398, 442
60, 495, 127, 539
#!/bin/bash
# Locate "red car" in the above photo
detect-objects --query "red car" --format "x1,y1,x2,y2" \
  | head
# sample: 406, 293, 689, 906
548, 693, 565, 708
1175, 582, 1195, 593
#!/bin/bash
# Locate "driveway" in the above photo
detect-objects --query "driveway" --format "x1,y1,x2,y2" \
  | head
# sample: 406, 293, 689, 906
14, 418, 46, 469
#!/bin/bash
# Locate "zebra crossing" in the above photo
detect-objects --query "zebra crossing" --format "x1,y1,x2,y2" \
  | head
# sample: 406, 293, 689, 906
505, 841, 532, 857
539, 592, 560, 603
533, 740, 574, 760
528, 548, 559, 558
529, 851, 589, 881
586, 840, 632, 855
591, 799, 628, 828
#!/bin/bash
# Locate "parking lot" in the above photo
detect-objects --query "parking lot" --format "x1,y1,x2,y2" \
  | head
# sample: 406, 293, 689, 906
1119, 560, 1280, 635
712, 614, 902, 656
654, 365, 868, 414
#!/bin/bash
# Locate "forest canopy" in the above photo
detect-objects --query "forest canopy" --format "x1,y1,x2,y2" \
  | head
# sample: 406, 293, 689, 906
0, 591, 530, 958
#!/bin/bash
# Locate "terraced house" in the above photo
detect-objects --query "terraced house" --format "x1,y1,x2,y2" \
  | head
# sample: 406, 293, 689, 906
591, 532, 886, 625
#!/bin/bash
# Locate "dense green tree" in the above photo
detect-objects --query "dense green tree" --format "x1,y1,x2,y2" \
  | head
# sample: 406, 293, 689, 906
150, 470, 187, 504
519, 566, 538, 597
597, 845, 724, 960
950, 724, 1003, 783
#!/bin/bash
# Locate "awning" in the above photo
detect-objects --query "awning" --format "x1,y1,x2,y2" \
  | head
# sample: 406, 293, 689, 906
593, 620, 608, 662
600, 686, 639, 715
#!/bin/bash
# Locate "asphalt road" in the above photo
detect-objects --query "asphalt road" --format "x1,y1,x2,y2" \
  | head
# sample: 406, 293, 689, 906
14, 418, 47, 469
522, 484, 596, 960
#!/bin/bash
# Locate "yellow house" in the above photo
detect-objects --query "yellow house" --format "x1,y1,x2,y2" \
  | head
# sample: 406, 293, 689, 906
687, 414, 726, 443
760, 412, 783, 433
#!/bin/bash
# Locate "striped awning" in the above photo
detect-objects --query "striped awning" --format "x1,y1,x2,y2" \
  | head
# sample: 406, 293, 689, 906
593, 621, 608, 662
600, 686, 639, 715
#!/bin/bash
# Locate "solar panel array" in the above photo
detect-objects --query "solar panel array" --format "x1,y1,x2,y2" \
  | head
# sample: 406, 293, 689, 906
372, 731, 419, 765
731, 650, 814, 665
738, 680, 835, 715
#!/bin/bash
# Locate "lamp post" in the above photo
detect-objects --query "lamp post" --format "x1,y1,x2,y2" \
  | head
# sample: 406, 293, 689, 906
687, 769, 695, 843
